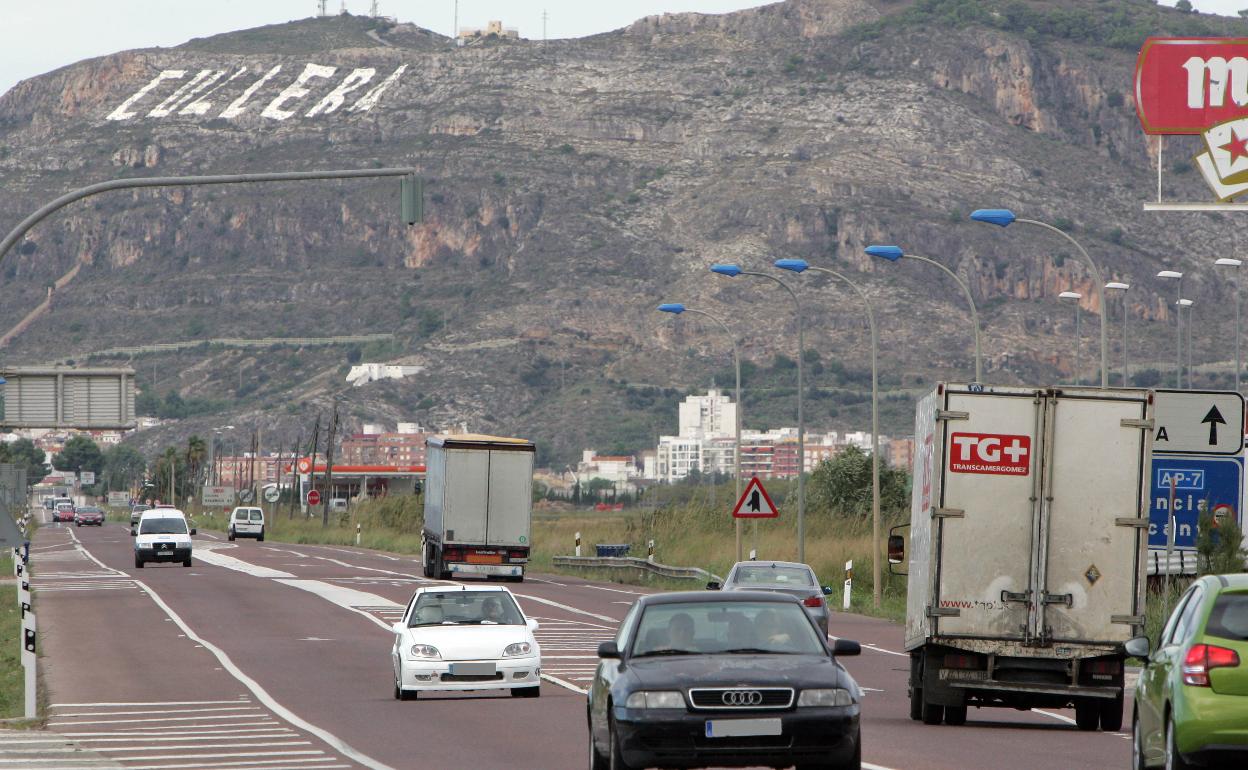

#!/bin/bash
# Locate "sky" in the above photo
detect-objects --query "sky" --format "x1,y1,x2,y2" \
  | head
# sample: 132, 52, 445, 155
0, 0, 768, 96
4, 0, 1248, 97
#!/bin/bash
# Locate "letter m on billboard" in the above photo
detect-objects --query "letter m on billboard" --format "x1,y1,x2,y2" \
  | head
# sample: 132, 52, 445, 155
1136, 37, 1248, 134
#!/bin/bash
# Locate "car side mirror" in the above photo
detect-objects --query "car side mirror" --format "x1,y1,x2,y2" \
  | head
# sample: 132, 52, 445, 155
821, 585, 833, 596
130, 529, 136, 537
832, 639, 861, 657
1125, 635, 1151, 661
392, 621, 405, 633
597, 641, 620, 659
706, 581, 721, 591
190, 528, 197, 536
527, 618, 540, 632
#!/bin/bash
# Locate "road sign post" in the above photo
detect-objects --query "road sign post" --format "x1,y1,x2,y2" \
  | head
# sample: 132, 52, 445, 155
307, 489, 322, 507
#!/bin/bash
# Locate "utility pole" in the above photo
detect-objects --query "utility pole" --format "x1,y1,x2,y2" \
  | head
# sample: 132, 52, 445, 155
322, 405, 340, 526
289, 429, 304, 519
307, 416, 321, 518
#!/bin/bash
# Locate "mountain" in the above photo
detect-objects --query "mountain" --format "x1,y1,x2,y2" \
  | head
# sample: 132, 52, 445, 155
0, 0, 1245, 465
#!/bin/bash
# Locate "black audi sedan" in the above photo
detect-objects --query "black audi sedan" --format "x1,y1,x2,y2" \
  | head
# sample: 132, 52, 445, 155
587, 590, 862, 770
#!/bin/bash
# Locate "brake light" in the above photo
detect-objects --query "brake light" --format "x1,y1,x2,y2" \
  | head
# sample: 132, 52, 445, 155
1183, 644, 1241, 687
802, 596, 824, 608
944, 654, 979, 670
1085, 659, 1122, 676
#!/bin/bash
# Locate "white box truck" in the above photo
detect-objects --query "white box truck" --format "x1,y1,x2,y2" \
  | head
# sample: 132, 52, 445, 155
891, 384, 1153, 732
422, 434, 535, 582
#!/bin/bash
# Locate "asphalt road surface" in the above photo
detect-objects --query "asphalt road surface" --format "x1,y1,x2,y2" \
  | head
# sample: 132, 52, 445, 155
26, 517, 1132, 770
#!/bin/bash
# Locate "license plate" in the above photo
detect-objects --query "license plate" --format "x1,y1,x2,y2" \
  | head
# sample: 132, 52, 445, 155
704, 718, 782, 738
449, 662, 497, 676
466, 553, 502, 564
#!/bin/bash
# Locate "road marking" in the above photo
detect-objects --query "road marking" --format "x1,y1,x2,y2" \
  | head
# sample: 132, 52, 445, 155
194, 546, 296, 578
541, 673, 587, 694
514, 593, 619, 623
123, 760, 347, 770
52, 706, 261, 717
49, 714, 285, 726
67, 733, 296, 742
1033, 709, 1079, 726
110, 750, 327, 761
273, 579, 398, 631
527, 577, 567, 586
134, 580, 396, 770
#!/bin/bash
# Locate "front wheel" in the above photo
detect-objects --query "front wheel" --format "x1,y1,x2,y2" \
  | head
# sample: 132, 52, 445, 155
607, 715, 637, 770
511, 686, 540, 698
909, 686, 923, 721
1075, 700, 1100, 731
944, 705, 967, 726
134, 556, 144, 569
228, 530, 235, 541
1133, 711, 1147, 770
183, 557, 192, 568
589, 715, 609, 770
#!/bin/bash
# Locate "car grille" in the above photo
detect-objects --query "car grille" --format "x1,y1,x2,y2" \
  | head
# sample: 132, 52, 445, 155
440, 673, 505, 683
688, 687, 794, 709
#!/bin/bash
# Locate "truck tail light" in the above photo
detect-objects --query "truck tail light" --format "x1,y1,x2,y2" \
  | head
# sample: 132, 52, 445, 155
1084, 659, 1121, 676
943, 654, 979, 670
1183, 644, 1240, 686
802, 596, 824, 608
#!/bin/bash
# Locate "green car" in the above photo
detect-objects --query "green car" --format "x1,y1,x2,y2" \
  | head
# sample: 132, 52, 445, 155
1129, 574, 1248, 769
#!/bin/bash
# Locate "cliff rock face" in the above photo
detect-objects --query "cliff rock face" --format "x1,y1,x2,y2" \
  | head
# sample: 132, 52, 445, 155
0, 2, 1244, 459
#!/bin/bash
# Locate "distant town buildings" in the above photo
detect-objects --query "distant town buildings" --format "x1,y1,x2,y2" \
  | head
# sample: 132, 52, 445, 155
339, 422, 431, 466
457, 20, 519, 42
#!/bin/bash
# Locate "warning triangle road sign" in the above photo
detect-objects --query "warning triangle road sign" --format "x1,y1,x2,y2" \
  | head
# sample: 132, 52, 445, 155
732, 477, 778, 519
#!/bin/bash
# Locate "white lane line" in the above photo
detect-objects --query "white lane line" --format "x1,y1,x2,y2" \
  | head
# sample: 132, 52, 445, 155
60, 721, 281, 733
62, 728, 290, 737
296, 543, 401, 561
527, 578, 567, 586
863, 763, 899, 770
540, 673, 587, 694
272, 579, 398, 631
515, 594, 618, 623
71, 733, 296, 742
66, 528, 129, 576
828, 634, 908, 658
52, 700, 249, 707
575, 584, 646, 596
45, 741, 314, 753
1033, 709, 1079, 726
110, 751, 326, 762
122, 760, 345, 770
53, 706, 261, 717
49, 714, 281, 726
193, 547, 296, 578
134, 580, 396, 770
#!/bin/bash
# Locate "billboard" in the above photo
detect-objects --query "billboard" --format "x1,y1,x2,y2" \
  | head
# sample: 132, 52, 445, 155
1, 367, 136, 429
201, 486, 236, 507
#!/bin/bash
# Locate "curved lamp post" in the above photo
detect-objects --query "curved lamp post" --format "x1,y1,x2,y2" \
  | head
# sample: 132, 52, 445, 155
710, 264, 807, 563
1105, 282, 1130, 387
972, 209, 1108, 388
866, 245, 981, 383
774, 258, 883, 610
1215, 258, 1243, 392
1058, 291, 1083, 386
657, 303, 744, 561
1180, 298, 1195, 388
1158, 270, 1184, 388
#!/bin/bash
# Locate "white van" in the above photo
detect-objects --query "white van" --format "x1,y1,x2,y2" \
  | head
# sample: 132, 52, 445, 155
228, 507, 265, 541
133, 509, 195, 568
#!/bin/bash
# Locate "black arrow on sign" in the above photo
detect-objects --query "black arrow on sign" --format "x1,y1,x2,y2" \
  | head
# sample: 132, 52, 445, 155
1202, 405, 1227, 446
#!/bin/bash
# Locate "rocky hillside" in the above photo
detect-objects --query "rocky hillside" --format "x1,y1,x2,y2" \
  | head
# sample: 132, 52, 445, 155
1, 0, 1245, 464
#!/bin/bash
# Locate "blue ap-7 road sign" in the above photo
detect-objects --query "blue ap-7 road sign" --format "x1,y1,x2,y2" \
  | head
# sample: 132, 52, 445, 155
1148, 454, 1244, 551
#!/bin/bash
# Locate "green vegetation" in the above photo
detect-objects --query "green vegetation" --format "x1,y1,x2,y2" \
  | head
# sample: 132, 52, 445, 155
0, 440, 48, 486
51, 436, 104, 479
847, 0, 1248, 51
137, 390, 228, 419
1195, 507, 1247, 576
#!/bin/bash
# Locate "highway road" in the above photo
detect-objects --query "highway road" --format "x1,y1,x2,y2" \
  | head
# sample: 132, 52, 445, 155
25, 517, 1132, 770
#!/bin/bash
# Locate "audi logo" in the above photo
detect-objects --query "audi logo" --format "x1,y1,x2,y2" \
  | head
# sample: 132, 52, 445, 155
721, 690, 763, 706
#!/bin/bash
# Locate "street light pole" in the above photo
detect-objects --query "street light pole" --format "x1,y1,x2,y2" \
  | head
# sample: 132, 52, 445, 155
1105, 282, 1130, 387
1059, 292, 1082, 385
971, 209, 1108, 387
657, 304, 744, 561
867, 245, 981, 382
710, 265, 806, 564
1183, 299, 1195, 388
774, 258, 883, 610
1216, 258, 1243, 392
1157, 271, 1183, 389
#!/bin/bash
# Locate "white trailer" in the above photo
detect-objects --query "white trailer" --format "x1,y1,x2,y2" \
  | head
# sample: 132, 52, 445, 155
422, 434, 535, 582
892, 384, 1152, 731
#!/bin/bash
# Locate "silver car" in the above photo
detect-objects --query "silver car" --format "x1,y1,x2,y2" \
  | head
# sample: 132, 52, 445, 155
709, 560, 833, 638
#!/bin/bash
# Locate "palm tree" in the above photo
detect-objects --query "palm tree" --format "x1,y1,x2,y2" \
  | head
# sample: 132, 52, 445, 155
185, 435, 207, 491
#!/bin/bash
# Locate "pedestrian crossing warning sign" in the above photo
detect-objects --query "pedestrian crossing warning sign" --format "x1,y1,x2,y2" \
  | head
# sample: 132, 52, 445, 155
732, 477, 778, 519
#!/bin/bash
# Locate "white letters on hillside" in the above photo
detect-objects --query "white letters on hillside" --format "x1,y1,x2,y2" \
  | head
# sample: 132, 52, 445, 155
105, 62, 406, 122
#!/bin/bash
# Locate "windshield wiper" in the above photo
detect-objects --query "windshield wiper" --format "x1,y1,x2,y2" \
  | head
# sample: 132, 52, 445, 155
635, 648, 701, 657
718, 647, 785, 654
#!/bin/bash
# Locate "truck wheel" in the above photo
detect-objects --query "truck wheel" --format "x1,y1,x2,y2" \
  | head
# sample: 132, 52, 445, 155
257, 529, 265, 542
1075, 700, 1099, 731
944, 705, 967, 726
1099, 694, 1124, 732
921, 702, 944, 726
909, 687, 923, 721
436, 550, 452, 581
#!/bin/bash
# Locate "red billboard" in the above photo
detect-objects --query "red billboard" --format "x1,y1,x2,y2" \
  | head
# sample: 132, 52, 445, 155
1136, 37, 1248, 135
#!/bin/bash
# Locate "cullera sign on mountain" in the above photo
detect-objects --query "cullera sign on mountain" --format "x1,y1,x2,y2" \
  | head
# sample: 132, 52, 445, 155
1136, 38, 1248, 200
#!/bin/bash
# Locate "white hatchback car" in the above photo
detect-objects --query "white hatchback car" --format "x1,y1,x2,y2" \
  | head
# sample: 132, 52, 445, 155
227, 507, 265, 541
133, 509, 195, 568
391, 585, 541, 701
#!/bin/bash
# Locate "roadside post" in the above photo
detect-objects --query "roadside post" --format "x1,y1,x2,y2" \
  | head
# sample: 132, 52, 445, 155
355, 523, 362, 547
575, 531, 582, 558
647, 540, 655, 564
843, 560, 853, 611
21, 610, 35, 719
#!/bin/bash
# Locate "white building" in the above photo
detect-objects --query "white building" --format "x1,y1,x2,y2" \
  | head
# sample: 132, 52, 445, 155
575, 450, 641, 491
678, 389, 737, 439
346, 364, 423, 388
655, 436, 703, 482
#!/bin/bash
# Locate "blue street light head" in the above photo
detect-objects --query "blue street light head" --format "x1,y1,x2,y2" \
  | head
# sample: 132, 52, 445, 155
774, 258, 809, 273
865, 245, 904, 261
710, 264, 743, 277
970, 208, 1017, 227
657, 303, 686, 314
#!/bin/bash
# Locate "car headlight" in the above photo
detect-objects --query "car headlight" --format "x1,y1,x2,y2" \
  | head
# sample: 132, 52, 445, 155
503, 642, 532, 657
137, 541, 154, 549
409, 644, 441, 659
797, 688, 854, 707
625, 691, 685, 709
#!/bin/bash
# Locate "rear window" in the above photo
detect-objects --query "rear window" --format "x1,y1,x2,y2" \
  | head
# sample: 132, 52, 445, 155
731, 565, 814, 586
235, 510, 249, 520
1206, 592, 1248, 642
249, 511, 263, 522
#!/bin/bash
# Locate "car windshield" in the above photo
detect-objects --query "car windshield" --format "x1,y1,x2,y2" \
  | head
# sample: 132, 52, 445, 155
730, 565, 814, 587
1206, 591, 1248, 641
408, 591, 524, 626
78, 507, 101, 514
631, 601, 824, 657
140, 518, 188, 535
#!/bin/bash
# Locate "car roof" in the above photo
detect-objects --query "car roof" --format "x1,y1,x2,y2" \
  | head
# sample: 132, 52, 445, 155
139, 509, 187, 519
414, 585, 513, 595
730, 560, 813, 572
1202, 574, 1248, 591
637, 590, 801, 606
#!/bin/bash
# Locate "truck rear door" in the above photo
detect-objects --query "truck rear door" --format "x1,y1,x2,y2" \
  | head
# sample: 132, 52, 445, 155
445, 449, 488, 543
1038, 391, 1149, 644
934, 389, 1039, 641
486, 450, 531, 546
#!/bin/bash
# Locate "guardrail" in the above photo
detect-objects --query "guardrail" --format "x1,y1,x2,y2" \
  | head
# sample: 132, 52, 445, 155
552, 555, 722, 584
